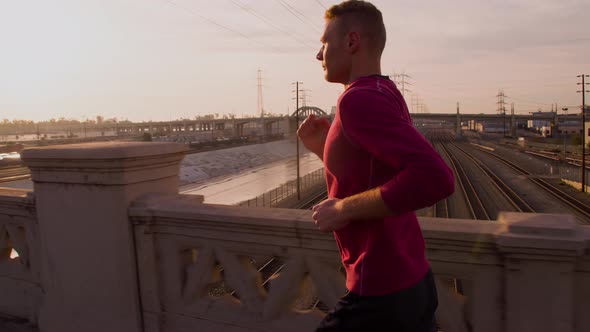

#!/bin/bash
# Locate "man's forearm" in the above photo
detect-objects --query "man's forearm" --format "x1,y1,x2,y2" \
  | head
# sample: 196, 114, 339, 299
340, 187, 393, 221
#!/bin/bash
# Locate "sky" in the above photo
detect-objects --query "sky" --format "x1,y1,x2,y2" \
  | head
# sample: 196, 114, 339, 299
0, 0, 588, 122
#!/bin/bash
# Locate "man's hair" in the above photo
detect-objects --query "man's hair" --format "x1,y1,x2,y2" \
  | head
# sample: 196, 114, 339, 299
325, 0, 386, 56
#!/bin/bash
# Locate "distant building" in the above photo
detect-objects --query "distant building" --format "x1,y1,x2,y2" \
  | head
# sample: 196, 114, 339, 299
560, 106, 589, 144
556, 121, 581, 137
479, 122, 506, 134
527, 111, 556, 137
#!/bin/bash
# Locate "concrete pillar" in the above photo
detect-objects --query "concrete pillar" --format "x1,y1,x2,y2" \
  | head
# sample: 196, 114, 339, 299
497, 212, 585, 332
21, 142, 187, 332
236, 123, 244, 137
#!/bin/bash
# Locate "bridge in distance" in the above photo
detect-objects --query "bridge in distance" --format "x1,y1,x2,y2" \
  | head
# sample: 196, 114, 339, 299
1, 106, 571, 138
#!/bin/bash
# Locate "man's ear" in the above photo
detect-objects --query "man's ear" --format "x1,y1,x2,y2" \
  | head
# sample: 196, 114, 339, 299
348, 31, 360, 53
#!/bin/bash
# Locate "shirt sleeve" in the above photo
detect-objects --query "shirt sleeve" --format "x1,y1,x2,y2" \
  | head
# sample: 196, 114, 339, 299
339, 89, 455, 214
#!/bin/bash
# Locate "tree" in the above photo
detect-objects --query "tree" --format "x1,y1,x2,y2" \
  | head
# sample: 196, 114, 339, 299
141, 132, 152, 142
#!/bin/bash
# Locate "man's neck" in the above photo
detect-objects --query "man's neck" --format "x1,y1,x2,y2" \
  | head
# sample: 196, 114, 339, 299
344, 60, 382, 88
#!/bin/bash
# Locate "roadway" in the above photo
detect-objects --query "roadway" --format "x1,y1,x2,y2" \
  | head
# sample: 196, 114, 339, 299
180, 153, 324, 205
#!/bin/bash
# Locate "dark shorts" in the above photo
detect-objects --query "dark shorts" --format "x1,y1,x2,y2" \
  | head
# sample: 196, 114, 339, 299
316, 269, 438, 332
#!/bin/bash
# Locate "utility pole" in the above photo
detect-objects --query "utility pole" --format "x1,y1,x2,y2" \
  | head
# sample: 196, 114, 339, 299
456, 102, 461, 138
562, 107, 569, 157
301, 89, 312, 107
412, 95, 420, 113
577, 74, 589, 192
511, 103, 516, 137
393, 72, 412, 98
552, 102, 558, 138
413, 96, 423, 114
497, 89, 507, 137
292, 81, 304, 200
257, 68, 264, 118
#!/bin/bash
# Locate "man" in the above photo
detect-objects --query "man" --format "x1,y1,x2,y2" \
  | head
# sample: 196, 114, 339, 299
297, 1, 455, 331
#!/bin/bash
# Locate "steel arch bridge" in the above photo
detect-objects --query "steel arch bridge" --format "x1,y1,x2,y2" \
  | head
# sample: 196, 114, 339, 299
290, 106, 328, 118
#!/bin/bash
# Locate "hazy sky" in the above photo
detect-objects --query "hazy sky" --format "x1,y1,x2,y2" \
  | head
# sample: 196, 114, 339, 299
0, 0, 588, 122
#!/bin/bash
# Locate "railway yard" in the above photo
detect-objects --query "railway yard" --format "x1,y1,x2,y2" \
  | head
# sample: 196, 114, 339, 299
426, 129, 590, 224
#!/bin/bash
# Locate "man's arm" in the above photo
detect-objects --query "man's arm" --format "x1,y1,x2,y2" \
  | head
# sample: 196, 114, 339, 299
312, 90, 455, 232
312, 187, 390, 233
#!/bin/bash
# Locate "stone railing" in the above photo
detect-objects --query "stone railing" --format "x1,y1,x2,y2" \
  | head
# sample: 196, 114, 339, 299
0, 188, 41, 323
130, 194, 590, 332
130, 193, 343, 332
10, 141, 590, 332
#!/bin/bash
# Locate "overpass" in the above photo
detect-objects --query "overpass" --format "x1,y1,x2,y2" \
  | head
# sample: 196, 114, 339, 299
111, 111, 571, 136
2, 107, 577, 141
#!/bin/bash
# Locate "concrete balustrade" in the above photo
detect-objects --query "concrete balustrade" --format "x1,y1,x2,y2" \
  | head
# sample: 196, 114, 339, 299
129, 193, 343, 332
0, 141, 584, 332
20, 142, 187, 332
0, 188, 41, 323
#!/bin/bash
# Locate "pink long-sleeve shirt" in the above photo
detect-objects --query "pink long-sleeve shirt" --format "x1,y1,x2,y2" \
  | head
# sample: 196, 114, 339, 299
324, 75, 454, 296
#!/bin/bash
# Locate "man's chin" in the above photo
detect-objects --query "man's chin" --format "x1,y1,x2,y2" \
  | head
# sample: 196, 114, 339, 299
324, 73, 342, 84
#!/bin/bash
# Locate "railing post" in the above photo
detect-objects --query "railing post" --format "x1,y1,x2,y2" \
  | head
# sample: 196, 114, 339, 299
22, 142, 187, 332
497, 212, 586, 332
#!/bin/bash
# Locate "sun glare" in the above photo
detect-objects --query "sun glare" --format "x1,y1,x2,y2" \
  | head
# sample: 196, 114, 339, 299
10, 249, 19, 259
0, 1, 112, 101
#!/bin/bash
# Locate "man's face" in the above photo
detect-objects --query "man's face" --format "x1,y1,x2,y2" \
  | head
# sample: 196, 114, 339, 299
317, 18, 350, 84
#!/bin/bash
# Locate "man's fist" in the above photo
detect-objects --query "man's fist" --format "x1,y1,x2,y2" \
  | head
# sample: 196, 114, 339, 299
297, 114, 331, 139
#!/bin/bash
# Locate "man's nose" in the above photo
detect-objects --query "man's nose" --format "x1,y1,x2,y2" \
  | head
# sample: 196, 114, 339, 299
316, 47, 323, 61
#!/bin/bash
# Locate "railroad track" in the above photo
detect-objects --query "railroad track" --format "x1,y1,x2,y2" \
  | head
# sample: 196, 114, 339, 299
292, 189, 328, 210
436, 141, 475, 219
439, 143, 489, 220
0, 166, 30, 183
451, 143, 535, 214
470, 145, 590, 222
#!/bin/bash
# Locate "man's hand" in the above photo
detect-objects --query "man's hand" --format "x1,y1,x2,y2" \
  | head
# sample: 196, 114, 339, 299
311, 188, 393, 233
312, 198, 351, 233
297, 114, 331, 159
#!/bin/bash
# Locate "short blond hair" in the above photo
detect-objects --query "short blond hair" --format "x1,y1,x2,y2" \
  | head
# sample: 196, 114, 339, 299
325, 0, 386, 55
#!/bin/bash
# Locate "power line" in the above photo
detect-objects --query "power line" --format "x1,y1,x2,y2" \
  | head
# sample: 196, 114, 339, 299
314, 0, 327, 10
275, 0, 322, 33
162, 0, 283, 53
392, 72, 412, 97
229, 0, 317, 50
506, 96, 552, 106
